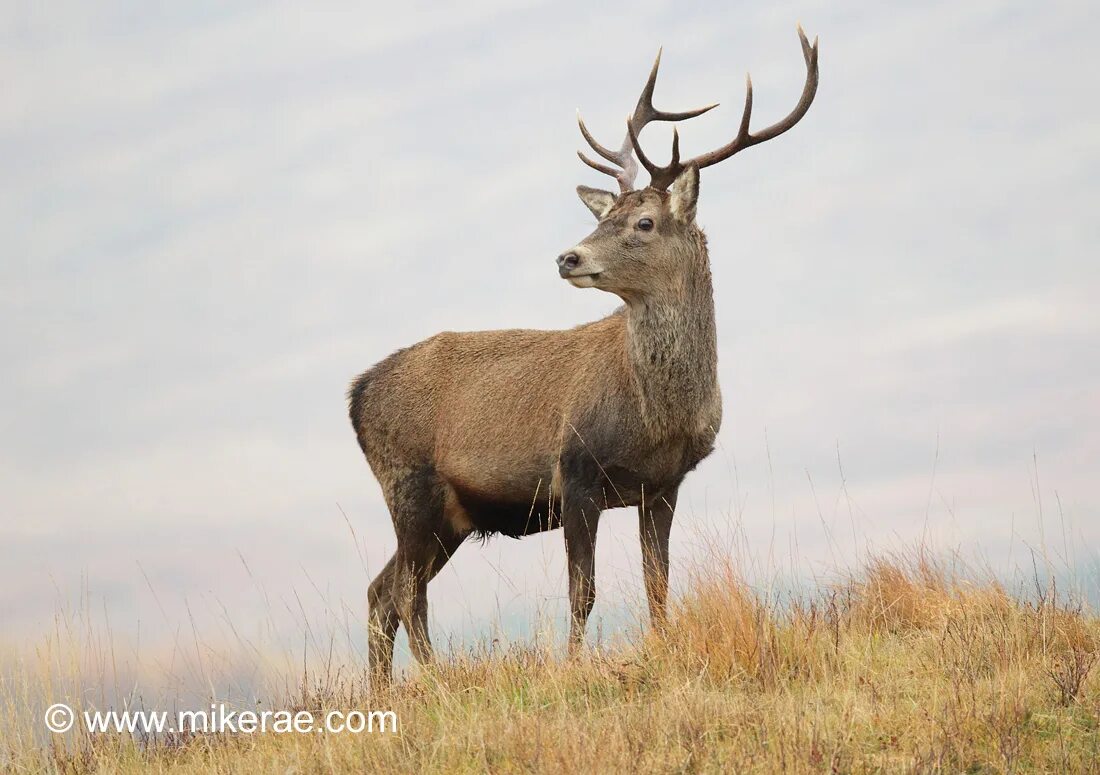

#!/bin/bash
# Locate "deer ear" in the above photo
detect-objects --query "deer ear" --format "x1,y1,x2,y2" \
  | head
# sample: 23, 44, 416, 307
669, 164, 699, 223
576, 186, 616, 220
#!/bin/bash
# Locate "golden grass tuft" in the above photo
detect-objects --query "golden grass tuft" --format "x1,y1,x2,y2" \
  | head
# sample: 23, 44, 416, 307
4, 551, 1100, 773
845, 552, 1022, 634
653, 556, 772, 681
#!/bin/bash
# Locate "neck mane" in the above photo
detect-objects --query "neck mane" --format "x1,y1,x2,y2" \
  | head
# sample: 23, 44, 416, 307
622, 231, 718, 437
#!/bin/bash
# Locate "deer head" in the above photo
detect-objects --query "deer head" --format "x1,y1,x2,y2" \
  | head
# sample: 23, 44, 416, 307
557, 26, 819, 301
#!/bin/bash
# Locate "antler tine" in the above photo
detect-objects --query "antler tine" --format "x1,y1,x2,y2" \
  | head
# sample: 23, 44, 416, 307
631, 48, 719, 128
626, 117, 656, 177
577, 149, 632, 183
577, 112, 637, 193
627, 113, 690, 191
577, 48, 718, 193
577, 113, 627, 167
685, 25, 819, 173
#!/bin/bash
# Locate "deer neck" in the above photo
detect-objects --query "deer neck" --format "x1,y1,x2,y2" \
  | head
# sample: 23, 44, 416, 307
622, 244, 718, 438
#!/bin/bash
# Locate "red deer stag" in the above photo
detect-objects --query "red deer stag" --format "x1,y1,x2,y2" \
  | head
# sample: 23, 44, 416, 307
349, 27, 819, 684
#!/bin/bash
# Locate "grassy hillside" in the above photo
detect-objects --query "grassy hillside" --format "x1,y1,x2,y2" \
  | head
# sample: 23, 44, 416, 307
5, 553, 1100, 773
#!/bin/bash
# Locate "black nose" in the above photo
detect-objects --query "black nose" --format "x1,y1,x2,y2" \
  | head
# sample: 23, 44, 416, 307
557, 252, 580, 271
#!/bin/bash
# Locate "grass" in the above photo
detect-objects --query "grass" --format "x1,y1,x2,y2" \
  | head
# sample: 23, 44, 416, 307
3, 550, 1100, 773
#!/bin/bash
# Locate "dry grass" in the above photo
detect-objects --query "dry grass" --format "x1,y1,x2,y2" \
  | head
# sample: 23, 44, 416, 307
4, 552, 1100, 774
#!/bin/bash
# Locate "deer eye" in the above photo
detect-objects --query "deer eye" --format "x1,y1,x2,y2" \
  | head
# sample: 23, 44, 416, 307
636, 217, 654, 231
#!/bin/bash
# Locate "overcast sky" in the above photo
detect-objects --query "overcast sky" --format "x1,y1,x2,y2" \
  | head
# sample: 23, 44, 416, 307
3, 0, 1099, 661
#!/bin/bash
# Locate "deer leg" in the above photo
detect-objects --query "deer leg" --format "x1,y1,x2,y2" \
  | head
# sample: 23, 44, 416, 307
562, 499, 601, 652
391, 534, 435, 665
367, 553, 400, 688
370, 466, 467, 679
391, 517, 468, 666
369, 526, 465, 687
639, 489, 677, 630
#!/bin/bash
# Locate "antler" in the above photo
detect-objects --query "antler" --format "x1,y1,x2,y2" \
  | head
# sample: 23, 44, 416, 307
577, 49, 718, 193
629, 25, 820, 190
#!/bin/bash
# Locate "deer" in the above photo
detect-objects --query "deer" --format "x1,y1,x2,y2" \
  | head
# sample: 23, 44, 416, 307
348, 27, 819, 685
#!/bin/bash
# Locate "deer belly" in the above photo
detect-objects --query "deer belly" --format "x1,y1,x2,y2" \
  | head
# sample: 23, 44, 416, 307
444, 477, 561, 538
438, 454, 559, 538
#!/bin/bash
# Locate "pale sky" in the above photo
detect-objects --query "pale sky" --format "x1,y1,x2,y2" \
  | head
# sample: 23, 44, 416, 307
3, 0, 1099, 656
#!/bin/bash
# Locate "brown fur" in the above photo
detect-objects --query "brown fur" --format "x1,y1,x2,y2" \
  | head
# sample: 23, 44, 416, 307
349, 171, 722, 684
